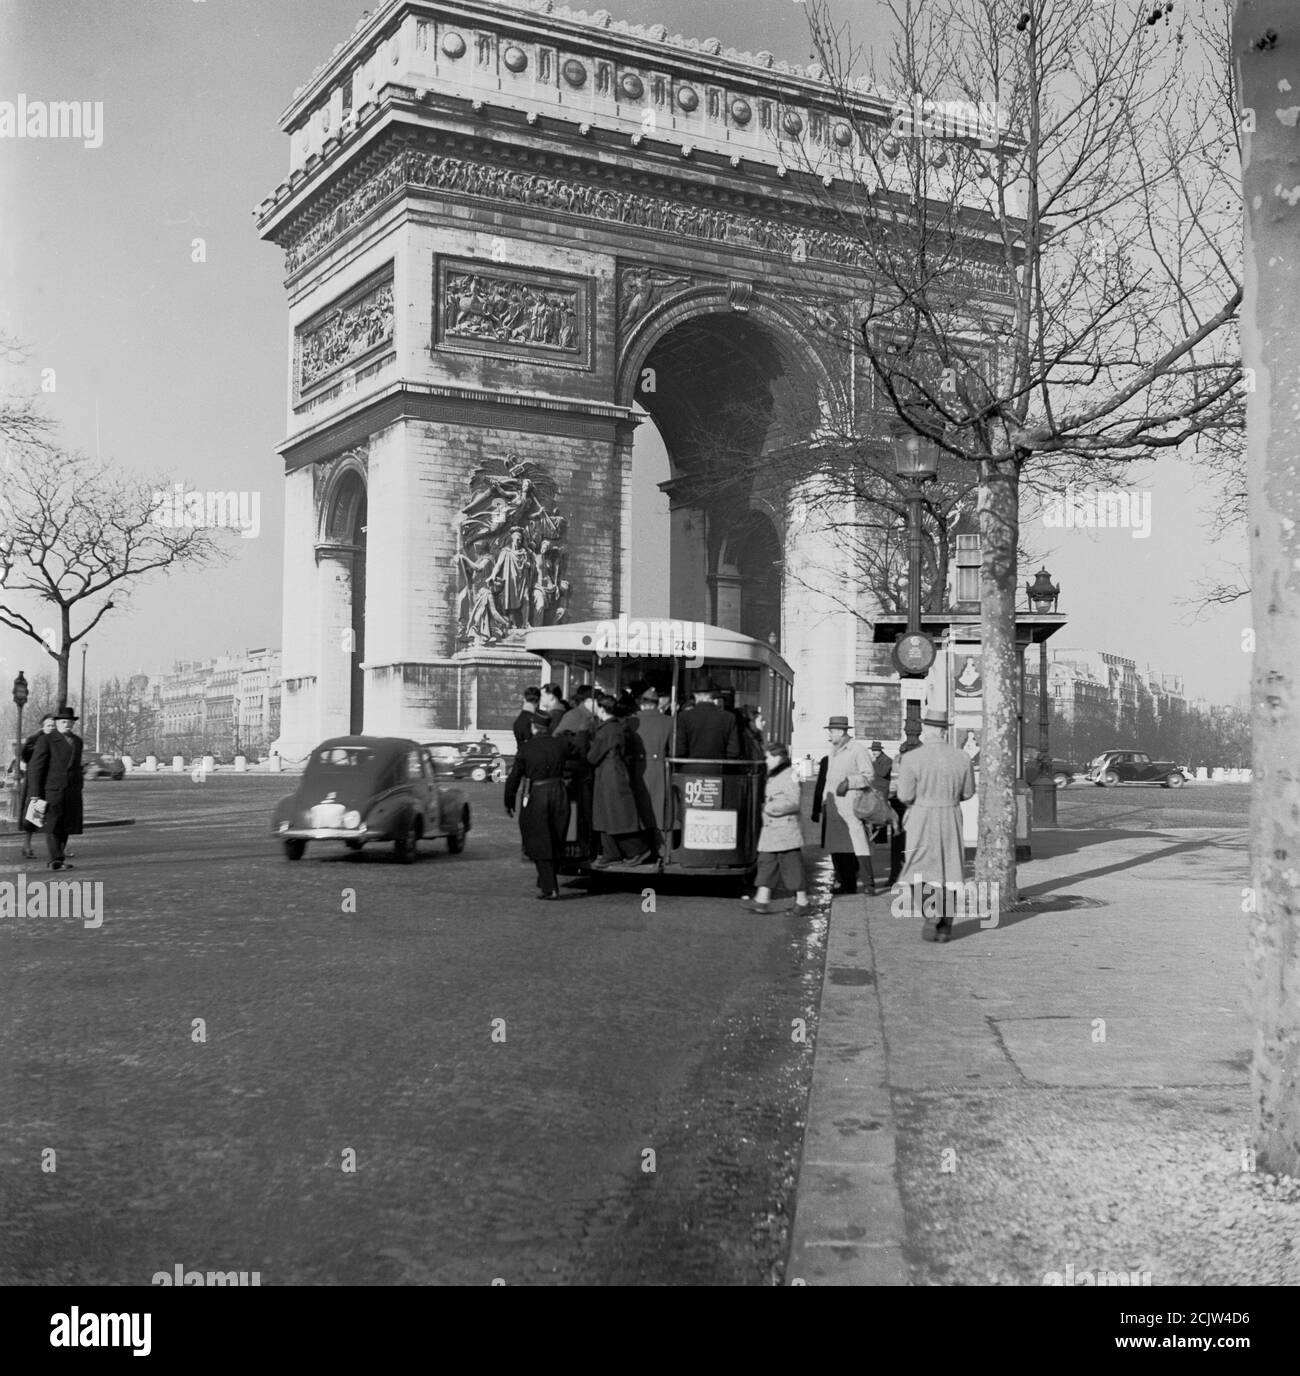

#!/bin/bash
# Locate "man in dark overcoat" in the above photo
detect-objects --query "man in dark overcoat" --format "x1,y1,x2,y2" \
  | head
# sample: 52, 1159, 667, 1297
676, 684, 741, 761
504, 713, 576, 900
28, 707, 84, 870
630, 687, 673, 848
18, 713, 55, 859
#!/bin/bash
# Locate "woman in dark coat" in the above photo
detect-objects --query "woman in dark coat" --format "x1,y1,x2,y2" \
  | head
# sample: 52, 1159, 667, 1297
27, 708, 84, 870
18, 714, 55, 859
504, 712, 576, 900
587, 695, 653, 867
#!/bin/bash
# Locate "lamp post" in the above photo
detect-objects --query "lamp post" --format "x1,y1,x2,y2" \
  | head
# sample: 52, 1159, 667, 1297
1025, 567, 1061, 825
11, 671, 29, 826
80, 642, 88, 722
890, 433, 940, 749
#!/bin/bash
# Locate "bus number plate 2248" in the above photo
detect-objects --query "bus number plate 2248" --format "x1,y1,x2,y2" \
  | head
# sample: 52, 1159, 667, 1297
683, 808, 737, 850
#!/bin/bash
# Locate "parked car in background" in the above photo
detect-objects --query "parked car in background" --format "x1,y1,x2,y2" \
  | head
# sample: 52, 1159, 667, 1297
82, 753, 126, 781
424, 742, 475, 780
1023, 755, 1082, 788
456, 741, 509, 783
1086, 750, 1190, 789
273, 736, 471, 862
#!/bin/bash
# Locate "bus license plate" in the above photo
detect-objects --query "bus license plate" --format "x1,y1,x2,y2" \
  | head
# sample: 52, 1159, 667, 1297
683, 808, 737, 850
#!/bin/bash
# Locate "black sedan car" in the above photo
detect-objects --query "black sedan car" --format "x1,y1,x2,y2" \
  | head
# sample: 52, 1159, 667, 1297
272, 736, 471, 862
1085, 749, 1190, 789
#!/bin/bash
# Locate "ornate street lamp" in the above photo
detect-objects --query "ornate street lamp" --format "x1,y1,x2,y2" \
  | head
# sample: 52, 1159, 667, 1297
1027, 568, 1062, 823
1025, 567, 1060, 613
890, 433, 940, 749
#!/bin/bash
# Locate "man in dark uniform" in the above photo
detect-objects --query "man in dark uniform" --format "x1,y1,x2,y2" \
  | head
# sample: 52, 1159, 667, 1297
675, 682, 741, 761
28, 707, 84, 871
504, 712, 576, 900
512, 686, 542, 750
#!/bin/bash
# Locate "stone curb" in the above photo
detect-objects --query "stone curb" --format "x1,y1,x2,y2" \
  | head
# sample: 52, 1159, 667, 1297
786, 891, 909, 1285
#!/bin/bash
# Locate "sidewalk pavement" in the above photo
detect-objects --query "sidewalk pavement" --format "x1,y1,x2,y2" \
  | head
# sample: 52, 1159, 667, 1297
786, 822, 1300, 1286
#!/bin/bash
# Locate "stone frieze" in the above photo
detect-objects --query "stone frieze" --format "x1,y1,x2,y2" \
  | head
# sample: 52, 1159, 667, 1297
296, 268, 394, 395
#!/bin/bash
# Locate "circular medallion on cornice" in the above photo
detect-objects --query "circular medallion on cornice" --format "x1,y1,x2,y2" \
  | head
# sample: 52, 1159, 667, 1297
881, 136, 902, 158
781, 111, 804, 136
503, 45, 528, 73
833, 122, 853, 147
677, 85, 699, 112
562, 58, 587, 87
619, 71, 644, 100
441, 32, 466, 59
729, 98, 752, 126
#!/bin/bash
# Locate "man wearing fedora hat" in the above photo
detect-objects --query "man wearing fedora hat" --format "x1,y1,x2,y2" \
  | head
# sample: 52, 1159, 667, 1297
894, 709, 976, 942
27, 707, 85, 871
811, 714, 877, 896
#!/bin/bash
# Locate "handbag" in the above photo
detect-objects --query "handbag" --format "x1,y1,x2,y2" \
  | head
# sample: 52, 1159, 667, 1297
852, 787, 893, 828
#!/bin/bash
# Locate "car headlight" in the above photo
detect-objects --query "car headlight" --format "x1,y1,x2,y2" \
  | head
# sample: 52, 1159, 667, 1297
278, 821, 289, 832
343, 810, 361, 829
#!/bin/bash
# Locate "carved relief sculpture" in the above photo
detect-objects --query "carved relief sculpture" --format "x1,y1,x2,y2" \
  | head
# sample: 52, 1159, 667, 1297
435, 257, 589, 366
455, 454, 571, 645
618, 264, 694, 333
443, 269, 578, 351
297, 271, 394, 394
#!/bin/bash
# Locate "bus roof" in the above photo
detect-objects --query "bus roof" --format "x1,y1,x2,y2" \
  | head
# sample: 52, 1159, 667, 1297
524, 619, 793, 679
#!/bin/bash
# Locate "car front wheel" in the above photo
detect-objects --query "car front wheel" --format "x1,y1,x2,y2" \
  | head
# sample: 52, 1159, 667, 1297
1053, 773, 1070, 789
284, 839, 306, 862
1103, 771, 1121, 787
1165, 772, 1185, 789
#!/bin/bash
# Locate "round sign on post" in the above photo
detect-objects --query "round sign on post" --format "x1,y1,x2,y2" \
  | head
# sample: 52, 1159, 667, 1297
892, 631, 936, 677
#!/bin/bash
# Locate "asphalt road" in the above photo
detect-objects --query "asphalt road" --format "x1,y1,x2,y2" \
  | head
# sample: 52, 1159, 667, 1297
1049, 778, 1250, 831
0, 774, 826, 1286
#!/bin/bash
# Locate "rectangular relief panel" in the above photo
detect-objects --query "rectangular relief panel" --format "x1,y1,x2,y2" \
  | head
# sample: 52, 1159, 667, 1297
295, 263, 395, 403
433, 255, 592, 371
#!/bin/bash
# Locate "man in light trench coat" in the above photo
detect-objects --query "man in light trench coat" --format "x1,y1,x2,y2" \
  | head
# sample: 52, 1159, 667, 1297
811, 715, 877, 895
894, 710, 977, 943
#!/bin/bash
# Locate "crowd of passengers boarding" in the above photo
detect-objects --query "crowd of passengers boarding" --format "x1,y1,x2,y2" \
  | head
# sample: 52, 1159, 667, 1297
503, 680, 975, 943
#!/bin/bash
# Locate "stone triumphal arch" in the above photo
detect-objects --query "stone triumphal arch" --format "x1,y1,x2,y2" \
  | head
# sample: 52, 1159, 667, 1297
257, 0, 1004, 758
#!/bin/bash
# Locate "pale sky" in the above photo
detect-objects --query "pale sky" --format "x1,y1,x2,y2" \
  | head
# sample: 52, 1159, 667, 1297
0, 0, 1250, 706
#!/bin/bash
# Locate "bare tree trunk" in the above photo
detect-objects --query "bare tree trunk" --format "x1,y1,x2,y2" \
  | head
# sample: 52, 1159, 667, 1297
976, 458, 1019, 896
1236, 0, 1300, 1176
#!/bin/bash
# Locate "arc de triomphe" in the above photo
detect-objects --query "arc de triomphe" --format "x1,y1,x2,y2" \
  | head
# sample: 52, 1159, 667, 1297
256, 0, 997, 759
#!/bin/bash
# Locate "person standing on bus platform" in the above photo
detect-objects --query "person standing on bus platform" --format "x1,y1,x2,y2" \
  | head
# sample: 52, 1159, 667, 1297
631, 687, 673, 846
512, 686, 542, 751
505, 712, 575, 900
675, 682, 741, 761
588, 694, 654, 867
539, 682, 568, 731
555, 683, 597, 853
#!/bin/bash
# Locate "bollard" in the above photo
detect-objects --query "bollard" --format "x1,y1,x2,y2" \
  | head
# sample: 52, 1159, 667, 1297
234, 755, 247, 773
172, 755, 184, 773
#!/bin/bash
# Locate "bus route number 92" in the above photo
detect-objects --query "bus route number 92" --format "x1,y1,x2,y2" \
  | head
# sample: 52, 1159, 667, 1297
683, 776, 721, 809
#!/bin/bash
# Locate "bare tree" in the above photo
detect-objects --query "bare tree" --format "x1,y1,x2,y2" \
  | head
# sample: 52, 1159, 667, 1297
0, 446, 229, 710
1234, 0, 1300, 1176
790, 0, 1242, 895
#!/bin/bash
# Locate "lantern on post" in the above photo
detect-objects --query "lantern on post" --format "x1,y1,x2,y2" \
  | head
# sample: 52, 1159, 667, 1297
890, 432, 940, 749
